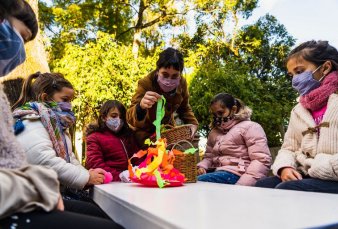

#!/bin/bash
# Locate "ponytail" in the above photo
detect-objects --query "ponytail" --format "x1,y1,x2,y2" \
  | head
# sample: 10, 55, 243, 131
12, 72, 73, 110
234, 98, 244, 113
211, 93, 243, 113
12, 72, 40, 109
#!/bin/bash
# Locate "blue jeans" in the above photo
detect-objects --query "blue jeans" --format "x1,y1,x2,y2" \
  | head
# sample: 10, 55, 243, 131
255, 176, 338, 194
198, 170, 240, 184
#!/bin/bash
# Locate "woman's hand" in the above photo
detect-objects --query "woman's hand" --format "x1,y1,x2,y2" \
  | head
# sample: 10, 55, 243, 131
197, 167, 206, 175
280, 167, 302, 182
190, 124, 198, 139
87, 168, 105, 185
140, 91, 161, 109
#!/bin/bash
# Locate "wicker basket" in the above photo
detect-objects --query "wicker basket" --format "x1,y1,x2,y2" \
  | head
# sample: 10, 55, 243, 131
160, 124, 192, 145
168, 140, 197, 183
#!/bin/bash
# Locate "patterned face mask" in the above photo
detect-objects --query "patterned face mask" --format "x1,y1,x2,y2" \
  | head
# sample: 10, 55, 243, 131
106, 117, 124, 133
157, 74, 181, 92
213, 115, 233, 127
0, 20, 26, 76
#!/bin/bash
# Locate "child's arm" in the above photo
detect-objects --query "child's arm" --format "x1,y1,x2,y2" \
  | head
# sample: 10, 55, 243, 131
0, 165, 60, 219
308, 153, 338, 180
16, 121, 90, 189
127, 78, 149, 126
236, 123, 272, 186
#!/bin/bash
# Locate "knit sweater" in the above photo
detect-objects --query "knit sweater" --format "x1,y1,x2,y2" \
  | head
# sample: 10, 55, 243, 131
272, 92, 338, 180
0, 84, 26, 169
0, 85, 59, 217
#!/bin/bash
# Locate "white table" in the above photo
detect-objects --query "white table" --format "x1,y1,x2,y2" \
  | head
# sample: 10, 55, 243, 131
92, 182, 338, 229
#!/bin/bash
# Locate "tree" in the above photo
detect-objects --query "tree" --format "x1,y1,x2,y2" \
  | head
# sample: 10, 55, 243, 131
187, 15, 297, 147
185, 0, 259, 55
39, 0, 190, 59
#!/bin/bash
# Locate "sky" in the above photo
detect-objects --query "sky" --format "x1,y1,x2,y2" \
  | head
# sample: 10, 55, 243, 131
246, 0, 338, 48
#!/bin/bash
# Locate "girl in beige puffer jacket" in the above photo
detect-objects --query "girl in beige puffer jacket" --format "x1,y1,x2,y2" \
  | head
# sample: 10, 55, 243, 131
256, 40, 338, 194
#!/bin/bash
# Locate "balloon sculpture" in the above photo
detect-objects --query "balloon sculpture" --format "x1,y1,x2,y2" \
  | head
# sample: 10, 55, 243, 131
128, 96, 189, 188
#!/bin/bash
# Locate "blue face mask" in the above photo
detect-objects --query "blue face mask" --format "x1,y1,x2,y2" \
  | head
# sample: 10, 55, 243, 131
57, 102, 72, 112
292, 65, 324, 96
0, 20, 26, 77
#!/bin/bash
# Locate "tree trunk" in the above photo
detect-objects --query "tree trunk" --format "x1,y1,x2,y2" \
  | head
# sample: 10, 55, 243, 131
2, 0, 49, 81
132, 0, 146, 58
132, 28, 142, 58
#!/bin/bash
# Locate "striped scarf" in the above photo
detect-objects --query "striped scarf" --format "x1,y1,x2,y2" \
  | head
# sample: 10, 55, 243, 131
13, 102, 76, 162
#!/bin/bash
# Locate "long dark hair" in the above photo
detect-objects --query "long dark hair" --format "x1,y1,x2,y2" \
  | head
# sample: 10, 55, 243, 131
86, 100, 131, 136
286, 40, 338, 72
12, 72, 73, 110
0, 0, 38, 41
156, 47, 184, 72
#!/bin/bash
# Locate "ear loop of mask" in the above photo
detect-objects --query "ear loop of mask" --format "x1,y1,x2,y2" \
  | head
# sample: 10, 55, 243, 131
312, 64, 326, 82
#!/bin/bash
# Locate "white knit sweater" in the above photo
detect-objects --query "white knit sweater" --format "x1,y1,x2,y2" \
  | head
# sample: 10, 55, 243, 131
272, 93, 338, 180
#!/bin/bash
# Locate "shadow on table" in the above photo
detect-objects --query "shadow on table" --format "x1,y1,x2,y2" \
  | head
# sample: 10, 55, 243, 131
309, 222, 338, 229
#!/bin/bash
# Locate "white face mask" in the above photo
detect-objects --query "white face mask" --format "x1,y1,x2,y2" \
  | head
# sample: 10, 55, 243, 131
106, 117, 123, 133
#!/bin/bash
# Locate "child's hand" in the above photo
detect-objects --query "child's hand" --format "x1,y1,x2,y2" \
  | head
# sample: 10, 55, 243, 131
140, 91, 161, 109
190, 125, 198, 139
56, 194, 64, 211
197, 167, 206, 175
87, 168, 105, 185
280, 167, 302, 181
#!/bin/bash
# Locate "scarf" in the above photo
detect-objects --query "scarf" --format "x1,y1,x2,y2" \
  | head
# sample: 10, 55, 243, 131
300, 71, 338, 111
13, 102, 76, 162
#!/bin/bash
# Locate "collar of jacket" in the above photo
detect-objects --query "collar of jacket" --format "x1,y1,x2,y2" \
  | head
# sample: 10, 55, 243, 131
294, 93, 338, 128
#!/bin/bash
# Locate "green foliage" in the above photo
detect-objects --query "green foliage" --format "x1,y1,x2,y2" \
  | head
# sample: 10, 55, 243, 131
189, 61, 296, 147
52, 32, 157, 129
39, 0, 133, 60
236, 14, 296, 80
187, 15, 298, 147
38, 0, 298, 147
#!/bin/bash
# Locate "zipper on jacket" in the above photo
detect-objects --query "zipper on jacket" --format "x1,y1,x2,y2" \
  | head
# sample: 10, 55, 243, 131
120, 139, 129, 161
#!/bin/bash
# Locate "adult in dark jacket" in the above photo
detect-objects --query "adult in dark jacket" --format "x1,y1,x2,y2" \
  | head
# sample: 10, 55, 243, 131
127, 48, 199, 148
86, 100, 141, 181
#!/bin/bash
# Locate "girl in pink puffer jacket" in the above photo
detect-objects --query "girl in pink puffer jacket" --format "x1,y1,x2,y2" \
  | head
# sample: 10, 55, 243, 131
197, 93, 272, 186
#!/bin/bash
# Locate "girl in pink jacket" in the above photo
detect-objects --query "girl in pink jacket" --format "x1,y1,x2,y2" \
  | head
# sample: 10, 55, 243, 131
197, 93, 272, 186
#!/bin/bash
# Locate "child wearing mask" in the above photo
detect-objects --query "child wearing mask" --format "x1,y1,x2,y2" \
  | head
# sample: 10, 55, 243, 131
197, 93, 271, 186
12, 72, 107, 199
256, 40, 338, 193
86, 100, 141, 181
127, 48, 199, 148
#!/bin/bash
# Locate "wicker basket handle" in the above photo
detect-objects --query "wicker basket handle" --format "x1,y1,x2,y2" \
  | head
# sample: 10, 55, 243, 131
162, 124, 174, 130
167, 139, 195, 152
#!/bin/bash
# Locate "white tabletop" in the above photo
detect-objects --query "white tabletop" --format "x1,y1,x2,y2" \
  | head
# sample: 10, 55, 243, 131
92, 182, 338, 229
